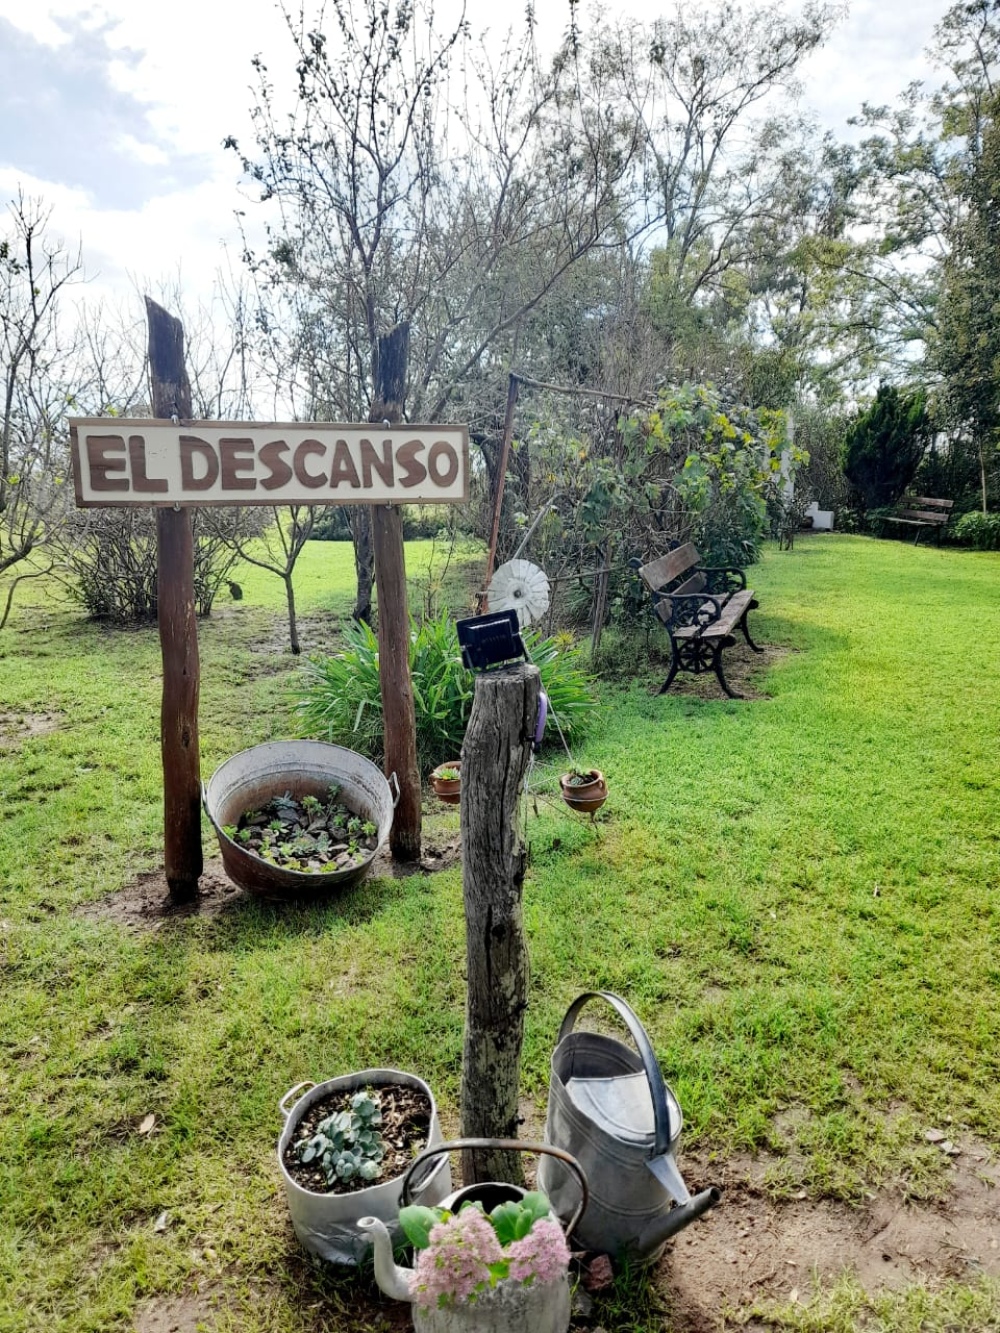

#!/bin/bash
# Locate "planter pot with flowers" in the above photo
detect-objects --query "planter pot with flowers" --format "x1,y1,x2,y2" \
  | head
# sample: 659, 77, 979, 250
559, 767, 607, 815
430, 762, 462, 805
360, 1138, 588, 1333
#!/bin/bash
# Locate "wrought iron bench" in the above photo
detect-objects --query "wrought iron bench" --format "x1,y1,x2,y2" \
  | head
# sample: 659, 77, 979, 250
634, 544, 762, 699
881, 496, 954, 545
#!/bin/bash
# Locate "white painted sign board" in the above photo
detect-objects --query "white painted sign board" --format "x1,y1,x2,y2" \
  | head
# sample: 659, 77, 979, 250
70, 419, 469, 508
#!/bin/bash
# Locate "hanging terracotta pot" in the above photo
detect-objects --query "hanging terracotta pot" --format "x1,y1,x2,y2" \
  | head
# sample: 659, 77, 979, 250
430, 761, 462, 805
559, 768, 607, 814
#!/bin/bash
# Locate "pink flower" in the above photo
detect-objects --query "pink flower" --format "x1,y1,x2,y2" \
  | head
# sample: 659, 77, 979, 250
411, 1208, 504, 1308
505, 1216, 570, 1286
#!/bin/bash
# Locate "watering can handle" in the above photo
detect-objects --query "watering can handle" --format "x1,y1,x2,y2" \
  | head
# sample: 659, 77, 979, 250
400, 1138, 590, 1242
558, 991, 674, 1158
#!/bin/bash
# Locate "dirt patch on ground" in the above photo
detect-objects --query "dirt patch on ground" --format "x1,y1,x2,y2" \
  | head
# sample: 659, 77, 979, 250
369, 837, 462, 879
121, 1111, 997, 1330
241, 610, 346, 658
268, 1136, 1000, 1331
662, 1140, 1000, 1331
0, 708, 61, 748
132, 1292, 217, 1332
76, 861, 244, 931
77, 838, 462, 933
647, 643, 794, 703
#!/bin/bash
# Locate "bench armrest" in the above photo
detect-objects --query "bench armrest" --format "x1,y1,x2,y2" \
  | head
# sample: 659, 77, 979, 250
698, 565, 747, 594
654, 591, 723, 633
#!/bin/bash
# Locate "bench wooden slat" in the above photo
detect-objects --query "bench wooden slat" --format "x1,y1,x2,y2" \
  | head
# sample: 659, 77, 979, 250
890, 509, 949, 524
673, 571, 707, 596
908, 497, 953, 510
638, 543, 699, 592
669, 588, 755, 638
713, 588, 755, 634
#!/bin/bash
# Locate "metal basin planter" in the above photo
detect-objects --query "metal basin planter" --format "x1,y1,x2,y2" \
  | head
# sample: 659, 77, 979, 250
203, 740, 398, 899
277, 1069, 452, 1265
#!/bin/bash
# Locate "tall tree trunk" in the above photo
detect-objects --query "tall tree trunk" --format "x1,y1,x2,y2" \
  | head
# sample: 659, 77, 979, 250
980, 439, 988, 515
349, 505, 375, 623
459, 662, 540, 1187
370, 323, 421, 860
284, 572, 300, 655
479, 374, 520, 610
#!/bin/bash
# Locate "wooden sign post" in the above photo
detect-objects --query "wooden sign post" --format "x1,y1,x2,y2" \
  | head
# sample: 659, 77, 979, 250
146, 299, 202, 903
70, 308, 469, 895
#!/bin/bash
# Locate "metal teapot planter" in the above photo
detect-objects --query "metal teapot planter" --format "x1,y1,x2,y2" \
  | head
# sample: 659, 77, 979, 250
277, 1070, 452, 1265
538, 992, 720, 1264
360, 1138, 587, 1333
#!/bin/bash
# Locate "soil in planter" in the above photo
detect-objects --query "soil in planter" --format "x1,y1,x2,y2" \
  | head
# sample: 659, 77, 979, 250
284, 1085, 432, 1195
226, 787, 378, 874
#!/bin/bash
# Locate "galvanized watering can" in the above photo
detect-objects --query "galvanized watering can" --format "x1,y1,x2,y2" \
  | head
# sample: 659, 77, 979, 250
537, 991, 720, 1263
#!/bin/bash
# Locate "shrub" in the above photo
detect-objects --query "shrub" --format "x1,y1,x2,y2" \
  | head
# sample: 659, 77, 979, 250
297, 612, 595, 771
841, 384, 930, 512
953, 510, 1000, 550
58, 507, 264, 621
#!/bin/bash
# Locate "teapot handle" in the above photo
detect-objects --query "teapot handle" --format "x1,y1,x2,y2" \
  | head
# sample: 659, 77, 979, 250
401, 1138, 589, 1242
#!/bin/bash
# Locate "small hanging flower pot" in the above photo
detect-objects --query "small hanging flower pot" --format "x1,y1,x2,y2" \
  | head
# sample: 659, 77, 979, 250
430, 762, 462, 805
559, 768, 607, 815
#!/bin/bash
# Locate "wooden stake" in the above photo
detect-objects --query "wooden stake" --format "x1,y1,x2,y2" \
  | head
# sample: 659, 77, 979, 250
370, 324, 421, 861
146, 298, 203, 903
459, 662, 540, 1186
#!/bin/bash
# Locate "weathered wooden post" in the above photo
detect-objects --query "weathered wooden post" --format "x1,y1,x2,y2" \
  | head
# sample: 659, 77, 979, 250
459, 661, 540, 1186
146, 297, 203, 903
370, 324, 422, 861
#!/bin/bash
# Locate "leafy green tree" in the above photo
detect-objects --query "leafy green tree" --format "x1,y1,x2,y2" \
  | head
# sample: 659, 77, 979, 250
231, 0, 636, 619
601, 3, 834, 332
841, 384, 931, 512
0, 196, 83, 621
935, 86, 1000, 512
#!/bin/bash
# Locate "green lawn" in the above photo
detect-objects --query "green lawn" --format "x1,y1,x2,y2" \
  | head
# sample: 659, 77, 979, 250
1, 534, 998, 1330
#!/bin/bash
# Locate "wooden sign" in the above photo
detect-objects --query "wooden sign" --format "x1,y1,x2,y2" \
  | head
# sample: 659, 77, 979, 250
69, 419, 469, 508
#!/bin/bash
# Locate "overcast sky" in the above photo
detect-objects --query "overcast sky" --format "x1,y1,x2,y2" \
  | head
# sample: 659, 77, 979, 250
0, 0, 953, 313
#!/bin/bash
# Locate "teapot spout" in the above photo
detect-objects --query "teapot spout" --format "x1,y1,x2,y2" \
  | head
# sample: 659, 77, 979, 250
357, 1216, 414, 1302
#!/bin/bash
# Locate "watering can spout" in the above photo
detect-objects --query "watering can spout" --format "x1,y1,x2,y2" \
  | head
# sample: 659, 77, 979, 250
633, 1187, 721, 1259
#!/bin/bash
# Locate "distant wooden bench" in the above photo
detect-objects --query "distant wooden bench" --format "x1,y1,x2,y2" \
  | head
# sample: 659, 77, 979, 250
882, 496, 954, 545
633, 544, 763, 699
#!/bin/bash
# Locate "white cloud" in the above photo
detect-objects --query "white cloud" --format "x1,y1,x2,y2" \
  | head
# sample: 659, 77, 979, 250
0, 0, 961, 313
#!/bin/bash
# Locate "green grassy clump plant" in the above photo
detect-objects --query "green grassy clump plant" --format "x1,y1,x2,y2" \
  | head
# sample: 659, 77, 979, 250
296, 611, 595, 771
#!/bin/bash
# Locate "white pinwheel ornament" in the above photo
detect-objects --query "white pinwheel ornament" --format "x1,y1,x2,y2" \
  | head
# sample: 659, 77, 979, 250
487, 559, 551, 628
